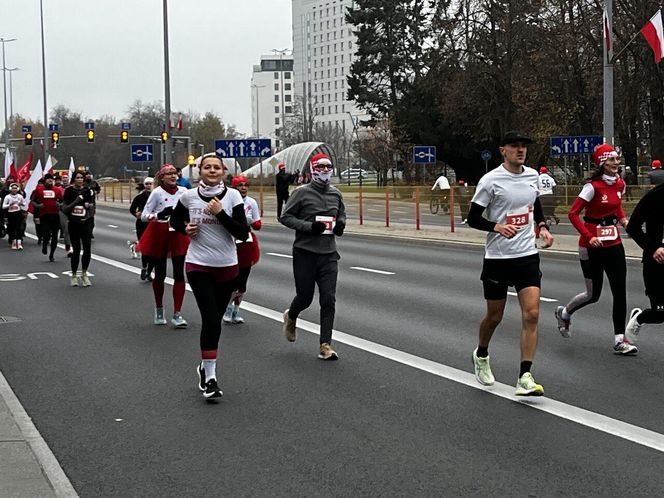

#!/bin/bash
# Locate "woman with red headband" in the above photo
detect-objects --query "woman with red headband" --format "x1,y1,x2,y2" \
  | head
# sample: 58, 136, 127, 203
224, 175, 261, 324
555, 144, 636, 354
139, 164, 189, 328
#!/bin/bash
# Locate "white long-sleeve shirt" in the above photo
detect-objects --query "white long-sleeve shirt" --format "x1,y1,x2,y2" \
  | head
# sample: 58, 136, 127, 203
2, 193, 27, 212
141, 186, 187, 222
432, 176, 450, 190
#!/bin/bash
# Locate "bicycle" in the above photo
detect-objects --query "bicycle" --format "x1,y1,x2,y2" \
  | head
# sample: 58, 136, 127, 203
429, 196, 440, 215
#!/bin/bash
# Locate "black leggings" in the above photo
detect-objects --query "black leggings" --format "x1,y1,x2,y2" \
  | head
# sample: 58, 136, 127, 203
135, 220, 152, 271
187, 271, 236, 352
566, 244, 627, 335
69, 219, 93, 273
41, 214, 60, 256
152, 255, 185, 283
6, 212, 24, 242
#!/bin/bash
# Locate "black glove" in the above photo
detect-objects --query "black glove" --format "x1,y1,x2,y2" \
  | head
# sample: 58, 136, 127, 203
311, 221, 327, 234
333, 221, 345, 236
157, 206, 174, 220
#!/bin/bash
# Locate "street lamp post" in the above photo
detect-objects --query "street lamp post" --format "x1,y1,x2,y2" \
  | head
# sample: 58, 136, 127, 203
251, 84, 266, 137
272, 49, 289, 147
40, 0, 48, 163
0, 37, 17, 151
5, 67, 19, 136
163, 0, 172, 165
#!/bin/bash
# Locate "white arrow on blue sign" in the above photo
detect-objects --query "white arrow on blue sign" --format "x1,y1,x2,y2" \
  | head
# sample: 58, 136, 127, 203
413, 146, 436, 164
21, 125, 32, 133
131, 144, 154, 163
215, 138, 272, 158
550, 135, 602, 157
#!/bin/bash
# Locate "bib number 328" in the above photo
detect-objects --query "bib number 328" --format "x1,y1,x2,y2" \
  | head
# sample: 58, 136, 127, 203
506, 211, 529, 229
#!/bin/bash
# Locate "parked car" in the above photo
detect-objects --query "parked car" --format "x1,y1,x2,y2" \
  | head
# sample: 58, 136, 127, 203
339, 168, 371, 179
97, 177, 119, 183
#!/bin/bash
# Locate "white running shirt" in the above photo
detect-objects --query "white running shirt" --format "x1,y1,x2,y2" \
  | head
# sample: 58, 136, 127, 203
472, 165, 540, 259
178, 187, 244, 267
537, 173, 557, 196
243, 195, 261, 225
141, 186, 187, 222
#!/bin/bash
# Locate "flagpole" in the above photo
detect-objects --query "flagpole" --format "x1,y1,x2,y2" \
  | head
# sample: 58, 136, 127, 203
611, 30, 643, 64
603, 0, 614, 145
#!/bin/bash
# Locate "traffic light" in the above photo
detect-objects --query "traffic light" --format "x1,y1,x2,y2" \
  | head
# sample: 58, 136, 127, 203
24, 132, 33, 146
120, 130, 129, 143
87, 130, 95, 143
51, 131, 60, 147
187, 154, 195, 165
161, 131, 169, 142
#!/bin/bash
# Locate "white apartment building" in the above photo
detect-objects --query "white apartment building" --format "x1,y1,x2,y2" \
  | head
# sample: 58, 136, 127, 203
292, 0, 367, 135
250, 54, 295, 148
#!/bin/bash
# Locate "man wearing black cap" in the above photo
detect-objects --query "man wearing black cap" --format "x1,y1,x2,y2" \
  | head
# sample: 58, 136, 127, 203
467, 131, 554, 396
31, 173, 64, 261
275, 163, 293, 219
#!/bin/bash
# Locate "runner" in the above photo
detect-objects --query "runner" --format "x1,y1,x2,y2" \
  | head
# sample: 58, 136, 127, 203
31, 173, 64, 262
224, 175, 261, 324
170, 153, 249, 400
129, 177, 155, 281
280, 152, 346, 360
2, 182, 27, 250
554, 143, 636, 354
537, 166, 559, 225
467, 131, 554, 396
62, 170, 96, 287
140, 165, 190, 328
624, 181, 664, 344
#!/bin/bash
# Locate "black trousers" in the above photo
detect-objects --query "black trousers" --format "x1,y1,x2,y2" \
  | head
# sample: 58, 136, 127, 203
6, 212, 24, 242
69, 219, 93, 273
187, 271, 236, 352
276, 192, 289, 218
288, 247, 338, 344
41, 214, 60, 256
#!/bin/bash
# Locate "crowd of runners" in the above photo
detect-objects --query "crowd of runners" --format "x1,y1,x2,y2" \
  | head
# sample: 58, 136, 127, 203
1, 137, 662, 402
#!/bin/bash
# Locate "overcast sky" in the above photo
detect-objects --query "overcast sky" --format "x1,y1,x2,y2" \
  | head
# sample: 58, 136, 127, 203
0, 0, 292, 134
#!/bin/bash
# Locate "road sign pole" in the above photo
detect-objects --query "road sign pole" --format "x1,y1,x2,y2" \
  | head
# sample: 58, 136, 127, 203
484, 159, 488, 174
603, 0, 614, 145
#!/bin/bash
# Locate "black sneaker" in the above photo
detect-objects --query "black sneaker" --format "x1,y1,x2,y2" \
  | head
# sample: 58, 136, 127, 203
196, 363, 206, 392
42, 245, 47, 255
140, 268, 147, 281
203, 379, 222, 400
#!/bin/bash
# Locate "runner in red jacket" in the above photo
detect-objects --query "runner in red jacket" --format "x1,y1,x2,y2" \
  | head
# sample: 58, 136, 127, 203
31, 173, 64, 261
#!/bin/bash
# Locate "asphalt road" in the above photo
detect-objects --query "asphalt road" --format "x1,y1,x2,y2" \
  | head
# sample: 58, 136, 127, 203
1, 205, 663, 497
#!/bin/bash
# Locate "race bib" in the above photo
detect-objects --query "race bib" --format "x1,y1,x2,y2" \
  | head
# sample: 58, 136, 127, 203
72, 206, 85, 217
236, 232, 254, 244
316, 215, 336, 235
43, 190, 55, 199
506, 210, 530, 229
596, 225, 618, 241
8, 203, 19, 213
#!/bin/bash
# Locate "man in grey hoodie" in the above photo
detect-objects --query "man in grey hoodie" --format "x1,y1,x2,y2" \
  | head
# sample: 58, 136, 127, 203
280, 152, 346, 360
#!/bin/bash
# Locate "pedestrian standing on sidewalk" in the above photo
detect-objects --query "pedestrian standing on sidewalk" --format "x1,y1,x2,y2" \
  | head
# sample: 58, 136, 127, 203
280, 152, 346, 360
275, 163, 292, 220
224, 175, 262, 324
624, 182, 664, 345
62, 171, 96, 287
130, 177, 155, 281
31, 173, 64, 262
140, 164, 190, 328
170, 153, 249, 400
554, 143, 636, 354
468, 131, 554, 396
2, 182, 27, 250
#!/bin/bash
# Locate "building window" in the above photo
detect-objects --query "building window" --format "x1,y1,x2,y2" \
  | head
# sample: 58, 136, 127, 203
285, 106, 293, 114
275, 106, 280, 113
285, 72, 291, 79
274, 95, 279, 102
285, 94, 291, 102
335, 105, 338, 113
328, 106, 332, 114
334, 68, 338, 76
285, 83, 291, 90
274, 72, 279, 79
348, 41, 352, 49
275, 117, 280, 125
274, 83, 279, 91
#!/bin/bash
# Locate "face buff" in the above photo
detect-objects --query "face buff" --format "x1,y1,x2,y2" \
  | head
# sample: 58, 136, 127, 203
310, 153, 333, 184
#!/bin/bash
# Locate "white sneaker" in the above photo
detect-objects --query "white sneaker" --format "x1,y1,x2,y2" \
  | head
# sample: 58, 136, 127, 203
70, 275, 79, 287
515, 372, 544, 396
222, 306, 233, 324
555, 306, 571, 338
625, 308, 643, 344
80, 272, 91, 287
472, 348, 495, 386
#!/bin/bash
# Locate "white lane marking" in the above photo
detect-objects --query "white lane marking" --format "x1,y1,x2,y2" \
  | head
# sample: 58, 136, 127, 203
349, 266, 395, 275
507, 291, 557, 303
28, 233, 664, 453
107, 224, 119, 228
266, 252, 293, 259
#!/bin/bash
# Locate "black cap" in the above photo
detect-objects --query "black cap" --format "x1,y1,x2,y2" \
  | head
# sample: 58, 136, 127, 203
43, 173, 54, 180
500, 131, 534, 146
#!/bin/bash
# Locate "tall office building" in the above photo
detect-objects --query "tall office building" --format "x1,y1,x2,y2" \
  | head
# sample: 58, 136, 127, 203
292, 0, 366, 135
250, 53, 295, 148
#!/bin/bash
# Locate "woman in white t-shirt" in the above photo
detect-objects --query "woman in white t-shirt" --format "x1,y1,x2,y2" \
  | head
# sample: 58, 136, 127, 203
170, 154, 249, 401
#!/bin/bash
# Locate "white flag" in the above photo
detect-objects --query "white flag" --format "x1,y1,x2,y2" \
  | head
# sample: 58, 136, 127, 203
4, 149, 13, 178
43, 155, 53, 175
24, 160, 43, 201
68, 157, 76, 177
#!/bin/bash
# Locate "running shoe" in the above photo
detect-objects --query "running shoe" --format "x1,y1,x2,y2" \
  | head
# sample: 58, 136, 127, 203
283, 309, 296, 342
472, 348, 495, 386
318, 342, 339, 360
41, 244, 47, 255
70, 275, 79, 287
154, 308, 167, 325
614, 339, 638, 355
16, 241, 22, 251
196, 363, 206, 392
625, 308, 643, 344
11, 241, 17, 250
555, 306, 571, 338
515, 372, 544, 396
203, 378, 223, 400
222, 306, 233, 324
66, 249, 72, 258
80, 273, 91, 287
140, 268, 147, 281
171, 313, 188, 329
49, 255, 55, 262
231, 309, 245, 324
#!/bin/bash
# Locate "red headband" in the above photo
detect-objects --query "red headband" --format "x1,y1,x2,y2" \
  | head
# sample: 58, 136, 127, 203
157, 164, 176, 179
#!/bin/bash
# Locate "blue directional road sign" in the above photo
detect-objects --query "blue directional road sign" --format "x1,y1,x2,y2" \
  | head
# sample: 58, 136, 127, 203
85, 122, 95, 130
48, 123, 59, 131
550, 135, 602, 157
413, 146, 436, 164
131, 144, 154, 163
121, 122, 131, 131
215, 138, 272, 158
21, 125, 32, 133
481, 149, 492, 161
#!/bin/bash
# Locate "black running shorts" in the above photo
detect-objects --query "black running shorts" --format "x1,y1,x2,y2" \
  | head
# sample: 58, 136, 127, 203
481, 253, 542, 300
643, 259, 664, 311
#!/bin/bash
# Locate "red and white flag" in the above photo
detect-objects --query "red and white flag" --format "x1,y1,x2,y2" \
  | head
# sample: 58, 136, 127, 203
177, 115, 183, 131
17, 153, 33, 184
641, 9, 664, 63
168, 116, 174, 130
603, 7, 612, 59
3, 149, 13, 178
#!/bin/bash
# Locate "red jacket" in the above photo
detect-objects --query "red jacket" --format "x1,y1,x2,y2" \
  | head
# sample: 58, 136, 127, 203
568, 177, 626, 248
32, 185, 63, 216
